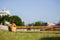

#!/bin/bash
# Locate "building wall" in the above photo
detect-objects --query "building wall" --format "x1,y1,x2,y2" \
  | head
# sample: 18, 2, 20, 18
0, 25, 8, 30
0, 10, 10, 16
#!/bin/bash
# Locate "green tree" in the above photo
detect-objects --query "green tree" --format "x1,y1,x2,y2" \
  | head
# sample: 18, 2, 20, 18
28, 23, 34, 26
2, 15, 10, 25
56, 21, 60, 26
10, 16, 25, 26
1, 16, 5, 25
34, 21, 43, 26
0, 16, 1, 24
0, 15, 25, 26
4, 15, 10, 22
21, 21, 25, 26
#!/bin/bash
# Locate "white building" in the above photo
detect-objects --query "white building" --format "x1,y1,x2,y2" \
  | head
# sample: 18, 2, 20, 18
0, 9, 10, 16
47, 21, 55, 26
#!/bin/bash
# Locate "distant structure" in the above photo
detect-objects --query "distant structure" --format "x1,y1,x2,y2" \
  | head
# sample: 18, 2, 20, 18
0, 9, 10, 16
47, 21, 55, 26
0, 9, 10, 25
0, 9, 11, 30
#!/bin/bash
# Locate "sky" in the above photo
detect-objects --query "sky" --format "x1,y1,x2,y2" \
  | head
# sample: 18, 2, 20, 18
0, 0, 60, 24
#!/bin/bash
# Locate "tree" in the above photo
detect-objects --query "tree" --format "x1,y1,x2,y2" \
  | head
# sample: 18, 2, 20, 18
0, 15, 25, 26
28, 23, 34, 26
4, 15, 10, 22
56, 21, 60, 26
34, 21, 44, 26
21, 21, 25, 26
42, 22, 47, 26
0, 14, 10, 24
0, 16, 1, 24
10, 16, 25, 26
27, 21, 47, 26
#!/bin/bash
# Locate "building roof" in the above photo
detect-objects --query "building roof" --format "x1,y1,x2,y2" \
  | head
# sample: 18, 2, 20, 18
0, 9, 10, 14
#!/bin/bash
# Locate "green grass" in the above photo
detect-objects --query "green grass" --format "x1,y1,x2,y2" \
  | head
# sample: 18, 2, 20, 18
0, 30, 60, 40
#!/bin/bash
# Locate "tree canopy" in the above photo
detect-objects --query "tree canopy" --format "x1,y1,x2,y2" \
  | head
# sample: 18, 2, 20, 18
56, 21, 60, 26
34, 21, 44, 26
0, 15, 25, 26
10, 16, 25, 26
28, 21, 47, 26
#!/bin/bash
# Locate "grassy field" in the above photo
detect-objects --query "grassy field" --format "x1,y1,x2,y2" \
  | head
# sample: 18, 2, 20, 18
0, 30, 60, 40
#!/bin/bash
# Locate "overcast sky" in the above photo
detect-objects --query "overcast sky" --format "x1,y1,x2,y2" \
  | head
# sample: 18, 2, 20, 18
0, 0, 60, 24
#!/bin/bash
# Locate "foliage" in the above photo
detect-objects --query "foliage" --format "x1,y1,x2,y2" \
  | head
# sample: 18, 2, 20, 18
22, 21, 25, 26
28, 21, 47, 26
0, 15, 10, 25
56, 21, 60, 26
28, 23, 34, 26
0, 16, 5, 25
0, 16, 1, 23
4, 15, 10, 22
34, 21, 44, 26
0, 15, 25, 26
42, 22, 47, 26
10, 16, 25, 26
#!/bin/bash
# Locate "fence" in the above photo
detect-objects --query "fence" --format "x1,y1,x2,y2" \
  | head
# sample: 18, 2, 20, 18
16, 26, 60, 31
